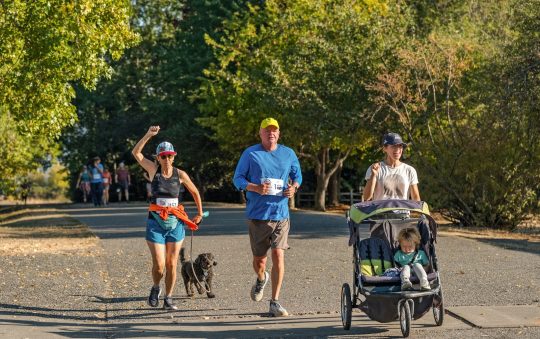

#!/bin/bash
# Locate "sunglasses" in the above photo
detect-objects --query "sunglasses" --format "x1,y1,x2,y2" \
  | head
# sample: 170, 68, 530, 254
159, 154, 174, 160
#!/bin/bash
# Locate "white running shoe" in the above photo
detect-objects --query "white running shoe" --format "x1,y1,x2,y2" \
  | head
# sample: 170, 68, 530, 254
269, 300, 289, 317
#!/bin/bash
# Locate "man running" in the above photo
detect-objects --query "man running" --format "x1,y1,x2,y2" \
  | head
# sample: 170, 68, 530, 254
233, 118, 302, 317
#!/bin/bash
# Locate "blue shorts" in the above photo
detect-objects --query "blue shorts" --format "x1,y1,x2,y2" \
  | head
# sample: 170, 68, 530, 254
145, 218, 185, 244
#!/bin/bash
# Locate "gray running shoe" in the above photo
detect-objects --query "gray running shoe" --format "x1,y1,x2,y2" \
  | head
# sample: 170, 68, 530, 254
250, 271, 269, 302
148, 286, 161, 307
269, 300, 289, 317
163, 296, 178, 311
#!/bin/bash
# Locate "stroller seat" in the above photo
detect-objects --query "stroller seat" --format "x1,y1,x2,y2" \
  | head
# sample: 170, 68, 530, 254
361, 272, 438, 286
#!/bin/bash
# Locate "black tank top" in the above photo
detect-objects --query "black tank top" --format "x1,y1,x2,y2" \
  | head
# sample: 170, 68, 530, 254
150, 166, 181, 204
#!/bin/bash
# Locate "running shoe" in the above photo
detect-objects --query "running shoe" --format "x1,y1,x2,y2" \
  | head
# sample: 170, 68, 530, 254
250, 271, 269, 302
269, 300, 289, 317
163, 296, 178, 311
148, 286, 161, 307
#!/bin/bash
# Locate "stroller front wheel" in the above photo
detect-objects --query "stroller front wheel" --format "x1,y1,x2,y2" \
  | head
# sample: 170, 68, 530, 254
341, 283, 352, 330
433, 289, 444, 326
399, 300, 412, 337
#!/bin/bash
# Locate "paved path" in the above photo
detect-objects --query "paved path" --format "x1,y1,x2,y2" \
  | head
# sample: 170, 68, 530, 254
1, 202, 539, 338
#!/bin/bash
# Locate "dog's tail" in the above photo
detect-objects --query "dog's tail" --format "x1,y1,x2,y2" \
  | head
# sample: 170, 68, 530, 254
180, 247, 188, 264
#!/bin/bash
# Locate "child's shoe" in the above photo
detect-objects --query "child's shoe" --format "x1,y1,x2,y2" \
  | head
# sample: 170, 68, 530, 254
420, 279, 431, 291
401, 280, 413, 290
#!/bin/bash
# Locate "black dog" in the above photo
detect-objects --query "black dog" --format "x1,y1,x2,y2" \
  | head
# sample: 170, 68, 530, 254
180, 248, 217, 298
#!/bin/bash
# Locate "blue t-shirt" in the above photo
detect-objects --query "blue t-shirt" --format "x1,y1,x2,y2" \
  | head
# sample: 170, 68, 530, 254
233, 144, 302, 220
88, 164, 104, 183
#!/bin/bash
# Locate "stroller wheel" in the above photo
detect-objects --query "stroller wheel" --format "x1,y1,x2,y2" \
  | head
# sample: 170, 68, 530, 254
340, 283, 352, 330
399, 300, 412, 337
433, 289, 444, 326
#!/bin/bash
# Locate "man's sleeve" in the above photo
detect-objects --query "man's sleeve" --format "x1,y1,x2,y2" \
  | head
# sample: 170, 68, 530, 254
233, 150, 250, 190
289, 151, 302, 185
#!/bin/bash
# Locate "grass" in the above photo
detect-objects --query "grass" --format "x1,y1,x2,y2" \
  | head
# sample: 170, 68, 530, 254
0, 205, 98, 256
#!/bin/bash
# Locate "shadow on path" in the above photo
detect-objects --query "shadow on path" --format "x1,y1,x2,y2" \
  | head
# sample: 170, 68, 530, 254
474, 237, 540, 256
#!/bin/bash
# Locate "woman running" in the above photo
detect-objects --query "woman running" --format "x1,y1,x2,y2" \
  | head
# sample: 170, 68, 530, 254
132, 125, 204, 310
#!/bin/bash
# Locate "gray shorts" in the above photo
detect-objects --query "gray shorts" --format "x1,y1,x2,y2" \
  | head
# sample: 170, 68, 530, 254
247, 219, 290, 257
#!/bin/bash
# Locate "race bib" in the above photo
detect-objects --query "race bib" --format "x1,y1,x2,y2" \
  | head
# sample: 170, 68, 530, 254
262, 178, 284, 196
156, 198, 178, 207
93, 173, 101, 180
103, 178, 109, 184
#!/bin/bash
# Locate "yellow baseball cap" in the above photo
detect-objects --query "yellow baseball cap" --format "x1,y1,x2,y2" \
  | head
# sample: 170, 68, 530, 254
260, 117, 279, 129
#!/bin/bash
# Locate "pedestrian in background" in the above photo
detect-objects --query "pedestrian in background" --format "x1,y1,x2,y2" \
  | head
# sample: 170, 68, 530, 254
143, 171, 152, 203
102, 166, 112, 206
233, 117, 302, 317
115, 161, 131, 202
89, 156, 104, 207
76, 166, 91, 203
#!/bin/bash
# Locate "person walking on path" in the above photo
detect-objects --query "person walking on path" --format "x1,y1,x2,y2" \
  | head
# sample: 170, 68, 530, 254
132, 126, 204, 311
76, 166, 91, 203
362, 133, 421, 202
233, 117, 302, 317
102, 166, 112, 206
89, 156, 104, 207
115, 162, 131, 202
143, 171, 152, 203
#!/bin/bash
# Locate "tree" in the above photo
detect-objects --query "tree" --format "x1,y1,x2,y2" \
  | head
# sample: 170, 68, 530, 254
368, 0, 539, 228
199, 0, 412, 210
0, 0, 138, 191
62, 1, 252, 200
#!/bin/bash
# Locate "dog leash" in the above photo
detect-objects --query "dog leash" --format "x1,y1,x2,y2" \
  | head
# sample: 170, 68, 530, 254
189, 211, 210, 294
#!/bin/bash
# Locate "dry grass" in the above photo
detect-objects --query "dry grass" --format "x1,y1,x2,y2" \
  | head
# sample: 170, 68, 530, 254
0, 207, 98, 256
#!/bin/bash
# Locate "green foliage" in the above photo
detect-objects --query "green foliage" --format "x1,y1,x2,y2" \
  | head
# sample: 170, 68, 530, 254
0, 109, 49, 194
62, 0, 251, 197
199, 0, 412, 209
25, 160, 70, 200
369, 0, 539, 229
0, 0, 138, 192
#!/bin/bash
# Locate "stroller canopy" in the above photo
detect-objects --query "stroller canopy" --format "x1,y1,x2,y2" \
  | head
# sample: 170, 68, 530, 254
349, 200, 432, 224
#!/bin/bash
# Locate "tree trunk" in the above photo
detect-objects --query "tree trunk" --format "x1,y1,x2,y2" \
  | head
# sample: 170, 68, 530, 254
314, 174, 329, 211
328, 162, 343, 206
288, 178, 296, 210
313, 147, 351, 211
239, 190, 246, 204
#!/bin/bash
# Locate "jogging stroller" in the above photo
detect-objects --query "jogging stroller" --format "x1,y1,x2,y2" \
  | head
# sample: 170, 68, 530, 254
341, 200, 444, 337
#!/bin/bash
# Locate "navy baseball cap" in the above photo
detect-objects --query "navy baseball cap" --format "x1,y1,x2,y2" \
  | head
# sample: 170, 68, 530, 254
383, 133, 408, 147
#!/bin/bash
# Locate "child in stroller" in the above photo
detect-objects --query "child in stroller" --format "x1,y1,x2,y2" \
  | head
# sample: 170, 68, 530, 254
394, 228, 430, 291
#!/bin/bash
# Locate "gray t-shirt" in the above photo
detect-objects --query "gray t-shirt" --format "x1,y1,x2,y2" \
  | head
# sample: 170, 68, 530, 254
365, 161, 419, 200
